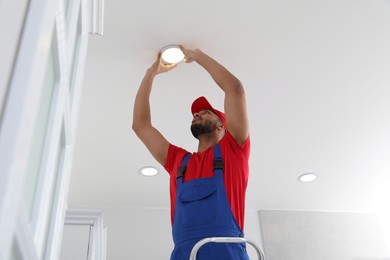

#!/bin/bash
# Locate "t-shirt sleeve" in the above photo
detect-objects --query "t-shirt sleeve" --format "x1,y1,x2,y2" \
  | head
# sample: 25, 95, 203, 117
240, 134, 250, 158
224, 130, 250, 158
164, 144, 190, 178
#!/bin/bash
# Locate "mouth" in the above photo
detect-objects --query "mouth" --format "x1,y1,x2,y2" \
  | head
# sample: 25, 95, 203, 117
192, 118, 201, 124
192, 116, 201, 124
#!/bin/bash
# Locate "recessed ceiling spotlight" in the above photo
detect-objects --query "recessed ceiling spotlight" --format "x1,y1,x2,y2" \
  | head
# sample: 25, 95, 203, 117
298, 173, 317, 183
160, 44, 184, 65
140, 166, 159, 177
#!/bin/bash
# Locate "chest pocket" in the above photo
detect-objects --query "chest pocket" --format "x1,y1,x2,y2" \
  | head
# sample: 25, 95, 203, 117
178, 178, 217, 228
180, 182, 216, 202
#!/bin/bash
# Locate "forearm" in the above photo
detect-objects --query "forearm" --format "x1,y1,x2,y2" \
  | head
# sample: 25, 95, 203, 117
132, 54, 173, 166
192, 50, 243, 94
132, 69, 156, 131
183, 47, 249, 144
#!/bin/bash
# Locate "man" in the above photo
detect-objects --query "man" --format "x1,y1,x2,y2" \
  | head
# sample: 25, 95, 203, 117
132, 47, 250, 259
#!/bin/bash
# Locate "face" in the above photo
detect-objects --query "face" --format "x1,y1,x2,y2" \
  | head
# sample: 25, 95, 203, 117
190, 110, 222, 139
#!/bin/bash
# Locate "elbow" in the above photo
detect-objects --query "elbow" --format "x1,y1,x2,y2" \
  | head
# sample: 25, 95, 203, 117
231, 80, 245, 95
236, 80, 244, 91
131, 123, 137, 132
132, 121, 142, 134
225, 74, 243, 91
220, 78, 244, 95
132, 120, 150, 135
224, 80, 245, 100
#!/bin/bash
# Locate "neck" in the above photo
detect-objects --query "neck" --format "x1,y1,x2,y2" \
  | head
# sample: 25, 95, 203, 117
197, 132, 223, 152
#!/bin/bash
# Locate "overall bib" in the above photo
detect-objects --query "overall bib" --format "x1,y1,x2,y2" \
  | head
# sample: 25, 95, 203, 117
170, 144, 250, 260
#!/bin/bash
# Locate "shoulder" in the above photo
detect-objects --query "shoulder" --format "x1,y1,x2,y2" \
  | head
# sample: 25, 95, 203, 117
220, 131, 250, 155
164, 144, 191, 176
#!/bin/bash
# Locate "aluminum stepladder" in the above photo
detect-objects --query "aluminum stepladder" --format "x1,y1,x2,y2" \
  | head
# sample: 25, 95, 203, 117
189, 237, 266, 260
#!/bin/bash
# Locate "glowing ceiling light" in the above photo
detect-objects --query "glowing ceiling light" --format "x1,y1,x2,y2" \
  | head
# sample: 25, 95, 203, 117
140, 166, 159, 177
160, 44, 184, 65
298, 173, 317, 183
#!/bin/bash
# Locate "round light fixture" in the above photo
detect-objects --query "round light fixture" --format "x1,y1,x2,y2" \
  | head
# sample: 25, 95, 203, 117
140, 166, 159, 177
298, 173, 317, 183
160, 44, 184, 65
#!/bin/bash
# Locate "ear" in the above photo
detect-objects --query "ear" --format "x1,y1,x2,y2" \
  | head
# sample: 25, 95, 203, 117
217, 122, 225, 131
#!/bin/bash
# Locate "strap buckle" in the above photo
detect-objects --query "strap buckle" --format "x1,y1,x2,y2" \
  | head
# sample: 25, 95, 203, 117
214, 160, 224, 170
177, 153, 192, 179
177, 166, 186, 179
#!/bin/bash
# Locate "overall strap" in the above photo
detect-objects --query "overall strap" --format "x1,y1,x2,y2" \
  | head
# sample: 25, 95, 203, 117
213, 144, 224, 173
177, 153, 192, 179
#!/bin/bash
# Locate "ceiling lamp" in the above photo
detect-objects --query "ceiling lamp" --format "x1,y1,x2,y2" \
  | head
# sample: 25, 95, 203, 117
298, 173, 317, 183
140, 166, 159, 177
160, 44, 184, 65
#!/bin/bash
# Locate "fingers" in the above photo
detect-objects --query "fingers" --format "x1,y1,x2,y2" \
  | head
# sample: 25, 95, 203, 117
150, 45, 192, 74
183, 56, 194, 63
161, 62, 177, 71
179, 45, 186, 53
181, 46, 199, 63
157, 51, 162, 61
155, 58, 178, 74
180, 46, 193, 63
180, 46, 191, 58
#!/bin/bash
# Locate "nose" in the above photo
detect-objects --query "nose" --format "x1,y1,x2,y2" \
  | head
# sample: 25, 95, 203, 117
192, 113, 201, 123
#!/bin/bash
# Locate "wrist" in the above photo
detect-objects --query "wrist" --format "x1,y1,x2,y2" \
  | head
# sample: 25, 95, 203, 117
189, 49, 202, 61
146, 67, 157, 78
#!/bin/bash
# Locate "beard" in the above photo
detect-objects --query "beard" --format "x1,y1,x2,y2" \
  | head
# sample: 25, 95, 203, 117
190, 120, 218, 139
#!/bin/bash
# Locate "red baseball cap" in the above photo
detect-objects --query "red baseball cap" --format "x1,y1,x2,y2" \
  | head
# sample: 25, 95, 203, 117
191, 96, 226, 126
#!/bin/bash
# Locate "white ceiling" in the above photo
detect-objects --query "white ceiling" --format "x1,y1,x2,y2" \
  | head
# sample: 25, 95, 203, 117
69, 0, 390, 218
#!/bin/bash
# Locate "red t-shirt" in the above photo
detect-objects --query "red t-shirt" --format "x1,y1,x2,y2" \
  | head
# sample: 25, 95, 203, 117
164, 131, 250, 231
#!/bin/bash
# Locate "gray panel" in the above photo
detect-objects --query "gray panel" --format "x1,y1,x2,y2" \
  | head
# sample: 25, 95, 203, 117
259, 210, 389, 260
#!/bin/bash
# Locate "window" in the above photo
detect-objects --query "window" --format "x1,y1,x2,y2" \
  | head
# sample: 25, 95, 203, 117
0, 0, 99, 258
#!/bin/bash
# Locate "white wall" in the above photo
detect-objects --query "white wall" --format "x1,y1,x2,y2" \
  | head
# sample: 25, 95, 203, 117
68, 207, 389, 259
60, 225, 90, 260
59, 207, 390, 260
259, 210, 390, 260
372, 175, 390, 256
245, 209, 265, 258
88, 207, 262, 259
102, 207, 172, 260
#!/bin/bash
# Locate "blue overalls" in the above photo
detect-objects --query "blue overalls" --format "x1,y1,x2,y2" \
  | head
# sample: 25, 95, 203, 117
170, 144, 250, 260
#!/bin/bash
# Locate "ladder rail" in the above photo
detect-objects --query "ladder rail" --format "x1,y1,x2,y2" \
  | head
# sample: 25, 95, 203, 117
189, 237, 266, 260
